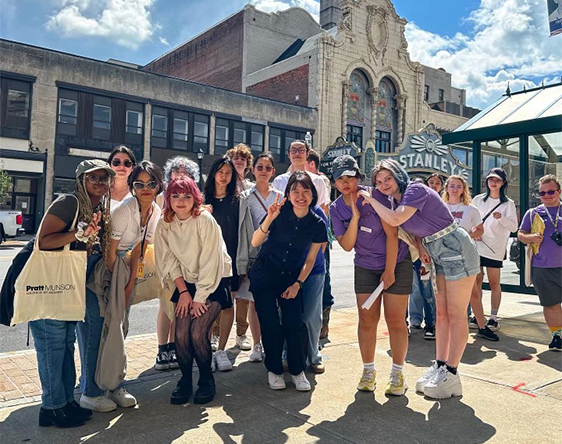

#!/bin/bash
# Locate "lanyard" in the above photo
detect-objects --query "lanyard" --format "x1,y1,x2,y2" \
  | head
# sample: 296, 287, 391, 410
542, 204, 561, 232
138, 201, 153, 261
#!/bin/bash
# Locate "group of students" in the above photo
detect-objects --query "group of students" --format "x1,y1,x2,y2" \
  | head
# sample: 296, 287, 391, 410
6, 138, 561, 429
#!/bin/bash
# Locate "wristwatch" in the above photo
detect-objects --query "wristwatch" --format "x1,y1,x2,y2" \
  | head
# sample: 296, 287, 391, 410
295, 279, 304, 288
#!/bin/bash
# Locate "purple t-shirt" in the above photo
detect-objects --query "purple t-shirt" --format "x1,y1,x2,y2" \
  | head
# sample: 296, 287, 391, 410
386, 182, 454, 238
520, 205, 562, 268
330, 186, 409, 270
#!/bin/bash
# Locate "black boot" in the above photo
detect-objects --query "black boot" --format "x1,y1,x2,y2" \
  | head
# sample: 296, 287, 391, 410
194, 377, 216, 405
68, 400, 93, 420
170, 378, 192, 405
39, 405, 85, 428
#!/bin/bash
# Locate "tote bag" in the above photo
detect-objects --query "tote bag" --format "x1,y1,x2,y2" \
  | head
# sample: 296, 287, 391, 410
11, 196, 87, 325
125, 244, 161, 305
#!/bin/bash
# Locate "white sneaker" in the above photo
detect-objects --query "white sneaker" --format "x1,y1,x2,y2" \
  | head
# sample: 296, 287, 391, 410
250, 343, 263, 362
236, 335, 252, 351
424, 366, 462, 399
215, 350, 233, 371
291, 371, 311, 391
268, 372, 286, 390
415, 361, 439, 393
79, 394, 117, 412
211, 335, 219, 352
108, 387, 137, 408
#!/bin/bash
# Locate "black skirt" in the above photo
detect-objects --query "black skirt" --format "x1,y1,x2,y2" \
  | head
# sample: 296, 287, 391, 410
171, 278, 233, 310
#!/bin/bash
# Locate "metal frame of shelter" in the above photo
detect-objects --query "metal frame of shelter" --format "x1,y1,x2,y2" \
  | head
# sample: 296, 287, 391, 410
443, 82, 562, 294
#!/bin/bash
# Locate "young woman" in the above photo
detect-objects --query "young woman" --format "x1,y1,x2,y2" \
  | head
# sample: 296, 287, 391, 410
226, 144, 254, 351
518, 175, 562, 352
154, 177, 232, 405
250, 172, 328, 392
359, 159, 480, 399
108, 145, 136, 209
153, 156, 200, 371
426, 173, 444, 195
33, 159, 113, 427
204, 157, 240, 372
330, 155, 412, 395
472, 168, 518, 332
238, 153, 284, 363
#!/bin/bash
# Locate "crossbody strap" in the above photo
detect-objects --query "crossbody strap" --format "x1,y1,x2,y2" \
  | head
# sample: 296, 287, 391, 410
482, 201, 503, 223
252, 191, 269, 214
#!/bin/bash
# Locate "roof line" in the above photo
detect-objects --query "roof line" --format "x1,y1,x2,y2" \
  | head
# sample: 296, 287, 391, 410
507, 80, 562, 96
497, 89, 542, 125
453, 95, 508, 132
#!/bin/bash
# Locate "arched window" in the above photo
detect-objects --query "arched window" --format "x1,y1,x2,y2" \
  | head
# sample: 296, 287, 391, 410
346, 70, 371, 149
375, 77, 398, 153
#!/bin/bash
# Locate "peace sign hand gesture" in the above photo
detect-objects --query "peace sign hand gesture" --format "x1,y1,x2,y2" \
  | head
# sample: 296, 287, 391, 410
267, 194, 287, 221
84, 211, 102, 237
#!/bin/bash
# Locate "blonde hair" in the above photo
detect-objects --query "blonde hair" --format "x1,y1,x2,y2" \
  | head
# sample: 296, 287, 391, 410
538, 174, 561, 190
226, 143, 253, 175
443, 175, 472, 205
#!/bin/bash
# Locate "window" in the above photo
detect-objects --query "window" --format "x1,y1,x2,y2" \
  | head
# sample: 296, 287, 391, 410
193, 114, 209, 152
126, 110, 143, 134
346, 125, 363, 149
375, 130, 391, 153
1, 78, 32, 138
59, 98, 77, 125
233, 121, 246, 145
172, 111, 189, 150
7, 89, 29, 119
439, 89, 445, 102
215, 118, 229, 155
152, 114, 168, 139
424, 85, 430, 101
93, 104, 111, 130
250, 124, 264, 155
269, 128, 282, 161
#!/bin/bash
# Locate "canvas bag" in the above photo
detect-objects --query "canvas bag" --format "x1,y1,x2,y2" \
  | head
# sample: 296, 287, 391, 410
11, 196, 87, 325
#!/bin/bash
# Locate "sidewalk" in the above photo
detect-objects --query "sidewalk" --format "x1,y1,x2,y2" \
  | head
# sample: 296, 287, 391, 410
1, 294, 561, 444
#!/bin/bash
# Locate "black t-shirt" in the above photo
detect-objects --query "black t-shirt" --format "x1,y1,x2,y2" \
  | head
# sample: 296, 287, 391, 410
209, 196, 239, 275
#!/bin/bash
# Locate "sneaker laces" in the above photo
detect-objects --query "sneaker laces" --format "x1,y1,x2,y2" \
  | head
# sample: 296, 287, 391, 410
294, 372, 307, 384
429, 366, 447, 385
389, 370, 403, 387
360, 369, 375, 384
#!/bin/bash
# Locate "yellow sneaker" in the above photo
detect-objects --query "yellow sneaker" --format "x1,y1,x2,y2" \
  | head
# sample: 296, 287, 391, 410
357, 369, 376, 392
385, 369, 407, 396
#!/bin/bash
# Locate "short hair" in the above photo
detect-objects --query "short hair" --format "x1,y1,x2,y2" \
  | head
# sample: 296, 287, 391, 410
289, 139, 310, 153
306, 149, 321, 169
108, 145, 137, 166
163, 178, 203, 222
538, 174, 561, 190
128, 160, 164, 194
371, 159, 410, 195
425, 173, 444, 186
443, 175, 472, 205
285, 171, 318, 208
226, 143, 253, 175
163, 156, 200, 185
253, 152, 275, 168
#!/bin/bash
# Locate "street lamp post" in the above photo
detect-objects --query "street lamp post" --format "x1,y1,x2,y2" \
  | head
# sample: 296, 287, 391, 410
197, 148, 204, 190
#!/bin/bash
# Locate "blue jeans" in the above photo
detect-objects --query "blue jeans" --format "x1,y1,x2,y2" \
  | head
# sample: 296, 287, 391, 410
301, 273, 325, 366
29, 319, 77, 409
409, 264, 435, 328
76, 254, 105, 397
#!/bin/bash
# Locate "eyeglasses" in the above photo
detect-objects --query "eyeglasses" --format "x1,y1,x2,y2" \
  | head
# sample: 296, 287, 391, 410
255, 165, 273, 172
111, 159, 133, 168
538, 190, 559, 196
132, 181, 158, 190
289, 148, 306, 155
447, 185, 463, 190
86, 175, 111, 185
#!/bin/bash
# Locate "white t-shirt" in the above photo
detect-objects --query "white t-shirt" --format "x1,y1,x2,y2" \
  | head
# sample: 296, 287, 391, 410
472, 194, 519, 261
110, 196, 162, 251
110, 192, 132, 211
446, 202, 482, 234
272, 169, 329, 206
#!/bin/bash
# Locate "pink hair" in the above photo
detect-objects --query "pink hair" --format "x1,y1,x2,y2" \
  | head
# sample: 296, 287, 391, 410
163, 178, 203, 222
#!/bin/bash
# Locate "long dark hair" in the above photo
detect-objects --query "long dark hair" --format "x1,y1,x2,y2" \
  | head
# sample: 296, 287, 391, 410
284, 171, 318, 208
204, 156, 238, 203
483, 167, 508, 203
108, 145, 137, 166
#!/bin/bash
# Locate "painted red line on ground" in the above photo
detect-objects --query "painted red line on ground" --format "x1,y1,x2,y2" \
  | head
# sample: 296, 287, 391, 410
519, 356, 532, 361
512, 383, 537, 397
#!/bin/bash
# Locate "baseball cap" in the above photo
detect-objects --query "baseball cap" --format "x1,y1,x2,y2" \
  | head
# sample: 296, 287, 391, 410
486, 167, 507, 182
75, 159, 116, 179
332, 155, 360, 180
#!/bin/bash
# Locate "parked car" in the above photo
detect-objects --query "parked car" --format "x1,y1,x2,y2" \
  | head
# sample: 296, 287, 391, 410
0, 210, 24, 243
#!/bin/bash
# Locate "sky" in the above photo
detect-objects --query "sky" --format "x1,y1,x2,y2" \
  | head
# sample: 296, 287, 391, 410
0, 0, 560, 109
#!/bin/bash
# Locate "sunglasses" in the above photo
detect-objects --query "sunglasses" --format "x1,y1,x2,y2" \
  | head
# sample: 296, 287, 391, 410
111, 159, 133, 168
86, 175, 111, 185
132, 181, 158, 190
538, 190, 559, 196
255, 165, 273, 172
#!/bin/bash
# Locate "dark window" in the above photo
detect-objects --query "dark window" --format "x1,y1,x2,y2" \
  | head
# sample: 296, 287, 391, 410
59, 98, 77, 124
1, 78, 32, 138
233, 121, 246, 145
375, 130, 391, 153
126, 109, 143, 134
172, 110, 189, 150
151, 107, 168, 148
269, 128, 282, 162
193, 114, 209, 152
346, 125, 363, 149
215, 118, 229, 155
250, 124, 264, 156
269, 127, 308, 164
424, 85, 430, 101
439, 89, 445, 102
92, 96, 111, 140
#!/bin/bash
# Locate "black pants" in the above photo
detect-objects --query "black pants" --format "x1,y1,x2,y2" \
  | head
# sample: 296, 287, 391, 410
322, 244, 334, 309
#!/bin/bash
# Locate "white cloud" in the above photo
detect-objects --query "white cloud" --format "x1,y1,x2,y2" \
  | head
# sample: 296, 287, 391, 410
405, 0, 562, 109
46, 0, 157, 49
159, 36, 169, 46
250, 0, 319, 21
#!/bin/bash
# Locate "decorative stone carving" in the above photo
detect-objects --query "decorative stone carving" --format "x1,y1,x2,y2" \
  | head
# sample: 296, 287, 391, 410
338, 6, 353, 32
395, 93, 408, 144
366, 5, 388, 65
369, 87, 379, 142
342, 80, 350, 137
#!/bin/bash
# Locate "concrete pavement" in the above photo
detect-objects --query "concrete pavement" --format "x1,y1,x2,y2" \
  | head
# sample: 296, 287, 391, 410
0, 291, 561, 444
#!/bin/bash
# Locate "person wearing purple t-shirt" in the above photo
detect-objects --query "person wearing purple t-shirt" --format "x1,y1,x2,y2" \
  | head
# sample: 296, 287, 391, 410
518, 174, 562, 352
359, 159, 479, 400
329, 155, 412, 396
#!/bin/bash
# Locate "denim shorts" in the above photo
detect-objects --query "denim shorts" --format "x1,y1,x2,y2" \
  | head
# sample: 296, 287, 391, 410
423, 227, 480, 281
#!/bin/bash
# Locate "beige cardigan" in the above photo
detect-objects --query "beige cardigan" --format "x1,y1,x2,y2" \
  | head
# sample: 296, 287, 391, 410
154, 210, 232, 303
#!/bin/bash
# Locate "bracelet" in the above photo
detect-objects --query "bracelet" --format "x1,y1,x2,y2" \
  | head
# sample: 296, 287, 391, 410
179, 290, 189, 296
259, 225, 269, 234
295, 279, 304, 288
74, 222, 92, 243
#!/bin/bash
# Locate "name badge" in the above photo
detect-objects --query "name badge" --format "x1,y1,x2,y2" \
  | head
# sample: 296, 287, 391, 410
137, 261, 145, 278
360, 226, 372, 233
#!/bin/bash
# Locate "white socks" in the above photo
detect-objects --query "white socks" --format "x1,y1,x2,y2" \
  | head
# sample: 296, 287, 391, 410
391, 363, 404, 373
363, 362, 375, 372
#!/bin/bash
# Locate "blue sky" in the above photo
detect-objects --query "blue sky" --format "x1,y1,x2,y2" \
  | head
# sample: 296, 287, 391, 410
0, 0, 560, 108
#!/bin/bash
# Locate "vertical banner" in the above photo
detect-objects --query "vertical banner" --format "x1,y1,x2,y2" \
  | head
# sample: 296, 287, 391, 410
548, 0, 562, 36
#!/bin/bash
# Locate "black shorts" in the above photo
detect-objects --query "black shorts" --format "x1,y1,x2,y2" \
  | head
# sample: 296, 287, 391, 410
171, 278, 233, 309
480, 256, 503, 269
230, 274, 241, 293
531, 267, 562, 307
354, 256, 413, 295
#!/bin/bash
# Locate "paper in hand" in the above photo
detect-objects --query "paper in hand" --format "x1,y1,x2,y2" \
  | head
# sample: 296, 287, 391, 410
361, 281, 384, 310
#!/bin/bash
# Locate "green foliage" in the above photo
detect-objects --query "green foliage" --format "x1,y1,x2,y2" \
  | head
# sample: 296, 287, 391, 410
0, 167, 12, 205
